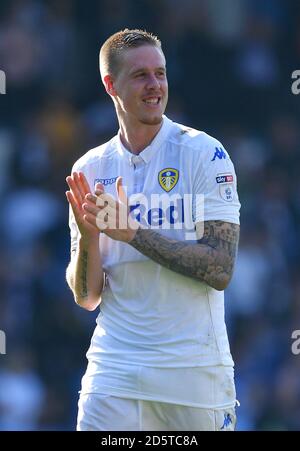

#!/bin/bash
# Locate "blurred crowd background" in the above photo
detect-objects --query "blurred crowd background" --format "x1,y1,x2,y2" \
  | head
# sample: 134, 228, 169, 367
0, 0, 300, 431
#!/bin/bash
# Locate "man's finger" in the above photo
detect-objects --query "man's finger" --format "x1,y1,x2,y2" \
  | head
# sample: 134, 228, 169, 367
74, 172, 85, 201
85, 193, 98, 205
83, 201, 99, 216
79, 172, 92, 195
95, 182, 105, 194
116, 177, 127, 204
66, 175, 84, 205
66, 191, 80, 216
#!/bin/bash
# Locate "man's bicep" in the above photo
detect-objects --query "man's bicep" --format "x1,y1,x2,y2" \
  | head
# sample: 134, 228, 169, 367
196, 220, 240, 257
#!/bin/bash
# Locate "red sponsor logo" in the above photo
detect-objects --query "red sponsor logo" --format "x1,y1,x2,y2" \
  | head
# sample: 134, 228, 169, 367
216, 174, 233, 184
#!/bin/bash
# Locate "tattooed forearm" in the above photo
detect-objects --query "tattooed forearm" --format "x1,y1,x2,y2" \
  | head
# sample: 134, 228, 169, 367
66, 236, 104, 311
130, 221, 240, 290
79, 250, 89, 298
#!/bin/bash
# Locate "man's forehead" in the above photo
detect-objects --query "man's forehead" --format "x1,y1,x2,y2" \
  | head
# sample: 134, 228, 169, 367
120, 46, 166, 72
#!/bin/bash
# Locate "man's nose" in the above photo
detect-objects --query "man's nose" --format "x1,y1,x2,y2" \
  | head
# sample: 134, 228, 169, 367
146, 74, 160, 89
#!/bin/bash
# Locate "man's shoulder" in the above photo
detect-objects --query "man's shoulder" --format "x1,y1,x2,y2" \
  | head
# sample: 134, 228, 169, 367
72, 136, 117, 172
168, 120, 223, 155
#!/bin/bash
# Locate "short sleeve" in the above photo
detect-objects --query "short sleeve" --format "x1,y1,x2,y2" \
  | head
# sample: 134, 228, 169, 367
193, 138, 241, 225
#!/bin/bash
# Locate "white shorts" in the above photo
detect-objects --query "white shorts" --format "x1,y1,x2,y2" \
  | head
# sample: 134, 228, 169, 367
77, 393, 236, 431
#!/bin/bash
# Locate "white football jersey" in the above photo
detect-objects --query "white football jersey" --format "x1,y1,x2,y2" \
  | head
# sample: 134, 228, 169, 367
69, 115, 240, 407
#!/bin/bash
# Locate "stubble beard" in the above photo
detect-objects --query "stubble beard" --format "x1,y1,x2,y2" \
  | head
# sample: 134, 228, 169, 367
138, 94, 167, 126
139, 115, 163, 126
139, 105, 166, 126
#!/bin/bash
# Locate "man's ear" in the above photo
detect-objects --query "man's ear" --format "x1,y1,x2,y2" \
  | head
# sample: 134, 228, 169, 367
103, 75, 117, 97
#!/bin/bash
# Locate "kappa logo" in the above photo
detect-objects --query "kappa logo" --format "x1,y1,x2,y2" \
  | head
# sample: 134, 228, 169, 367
220, 413, 232, 430
158, 168, 179, 192
94, 177, 118, 186
211, 147, 227, 161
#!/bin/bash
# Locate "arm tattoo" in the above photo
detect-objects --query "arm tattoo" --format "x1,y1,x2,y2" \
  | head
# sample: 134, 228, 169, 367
79, 250, 89, 298
130, 221, 240, 290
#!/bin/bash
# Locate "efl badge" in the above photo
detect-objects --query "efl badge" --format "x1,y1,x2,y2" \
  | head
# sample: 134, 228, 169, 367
158, 168, 179, 192
216, 173, 234, 202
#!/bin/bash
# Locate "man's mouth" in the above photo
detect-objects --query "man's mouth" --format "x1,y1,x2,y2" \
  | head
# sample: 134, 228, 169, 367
142, 97, 161, 105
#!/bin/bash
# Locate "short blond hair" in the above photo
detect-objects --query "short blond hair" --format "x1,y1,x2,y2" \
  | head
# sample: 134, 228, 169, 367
99, 28, 162, 82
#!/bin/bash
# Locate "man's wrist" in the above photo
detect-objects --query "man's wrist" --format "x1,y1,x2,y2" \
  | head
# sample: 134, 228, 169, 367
79, 233, 99, 248
126, 227, 139, 243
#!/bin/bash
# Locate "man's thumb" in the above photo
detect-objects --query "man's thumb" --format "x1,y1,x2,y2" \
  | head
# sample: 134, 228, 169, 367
116, 177, 127, 204
95, 182, 105, 195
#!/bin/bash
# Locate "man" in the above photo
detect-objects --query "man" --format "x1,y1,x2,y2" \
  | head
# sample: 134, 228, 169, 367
66, 29, 240, 431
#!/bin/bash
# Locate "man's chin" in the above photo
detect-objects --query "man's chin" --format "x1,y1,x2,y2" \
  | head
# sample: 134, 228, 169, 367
139, 114, 163, 126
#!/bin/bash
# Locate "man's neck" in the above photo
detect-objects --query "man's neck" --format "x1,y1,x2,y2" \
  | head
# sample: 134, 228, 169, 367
118, 118, 163, 154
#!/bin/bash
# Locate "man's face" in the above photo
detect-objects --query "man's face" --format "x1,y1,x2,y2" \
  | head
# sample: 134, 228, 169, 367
112, 45, 168, 126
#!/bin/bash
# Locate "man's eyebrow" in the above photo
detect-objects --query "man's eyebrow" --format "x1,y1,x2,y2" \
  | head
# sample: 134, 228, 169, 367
129, 66, 166, 76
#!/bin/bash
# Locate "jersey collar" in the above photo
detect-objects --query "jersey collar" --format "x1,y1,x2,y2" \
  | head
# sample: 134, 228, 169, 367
116, 115, 173, 165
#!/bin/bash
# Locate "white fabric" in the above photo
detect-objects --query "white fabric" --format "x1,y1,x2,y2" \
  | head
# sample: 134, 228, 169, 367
77, 392, 237, 431
81, 363, 236, 409
69, 115, 240, 407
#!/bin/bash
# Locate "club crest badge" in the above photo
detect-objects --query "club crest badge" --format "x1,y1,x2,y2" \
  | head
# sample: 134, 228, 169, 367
158, 168, 179, 192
